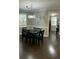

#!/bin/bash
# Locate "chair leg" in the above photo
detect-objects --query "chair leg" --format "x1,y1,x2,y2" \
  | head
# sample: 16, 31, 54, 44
41, 39, 43, 43
25, 37, 28, 43
22, 36, 24, 42
37, 40, 39, 45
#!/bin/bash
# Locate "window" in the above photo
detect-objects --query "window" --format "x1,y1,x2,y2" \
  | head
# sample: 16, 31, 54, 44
19, 14, 27, 27
51, 16, 57, 26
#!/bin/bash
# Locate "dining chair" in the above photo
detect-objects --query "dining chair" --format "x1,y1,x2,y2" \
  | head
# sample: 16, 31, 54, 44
22, 27, 30, 42
34, 30, 44, 44
22, 28, 27, 42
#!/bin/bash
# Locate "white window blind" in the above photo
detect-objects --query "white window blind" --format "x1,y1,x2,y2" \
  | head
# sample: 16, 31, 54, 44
19, 14, 27, 27
51, 16, 57, 26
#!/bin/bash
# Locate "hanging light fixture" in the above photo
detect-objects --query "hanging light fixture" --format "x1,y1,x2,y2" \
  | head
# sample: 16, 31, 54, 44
25, 1, 32, 10
28, 15, 36, 19
51, 13, 58, 16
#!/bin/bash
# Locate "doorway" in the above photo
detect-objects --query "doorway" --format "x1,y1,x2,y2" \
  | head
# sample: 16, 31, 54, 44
49, 14, 60, 40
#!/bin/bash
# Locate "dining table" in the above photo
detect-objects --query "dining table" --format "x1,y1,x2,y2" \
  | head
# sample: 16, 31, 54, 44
22, 27, 41, 38
22, 27, 44, 44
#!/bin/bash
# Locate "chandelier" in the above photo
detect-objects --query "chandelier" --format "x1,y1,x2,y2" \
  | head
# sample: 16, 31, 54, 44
25, 1, 32, 10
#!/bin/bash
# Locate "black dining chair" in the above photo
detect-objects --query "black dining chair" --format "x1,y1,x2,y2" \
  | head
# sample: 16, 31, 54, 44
22, 28, 27, 42
27, 31, 34, 44
34, 30, 44, 44
30, 32, 36, 44
22, 28, 30, 42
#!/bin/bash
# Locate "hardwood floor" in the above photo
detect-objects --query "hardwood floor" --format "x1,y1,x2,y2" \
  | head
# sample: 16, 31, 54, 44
20, 32, 60, 59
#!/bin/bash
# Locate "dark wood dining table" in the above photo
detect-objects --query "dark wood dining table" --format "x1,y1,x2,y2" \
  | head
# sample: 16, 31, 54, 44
22, 27, 44, 44
22, 28, 41, 38
29, 30, 40, 33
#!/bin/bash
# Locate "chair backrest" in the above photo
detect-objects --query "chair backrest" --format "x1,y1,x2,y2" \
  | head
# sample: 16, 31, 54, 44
22, 28, 25, 34
34, 30, 44, 37
22, 27, 30, 35
39, 30, 44, 37
22, 27, 26, 32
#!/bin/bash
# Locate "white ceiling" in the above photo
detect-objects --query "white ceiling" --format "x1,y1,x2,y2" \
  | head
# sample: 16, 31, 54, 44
19, 0, 60, 12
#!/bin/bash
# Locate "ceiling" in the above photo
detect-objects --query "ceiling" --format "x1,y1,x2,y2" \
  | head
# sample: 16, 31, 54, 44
19, 0, 60, 12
